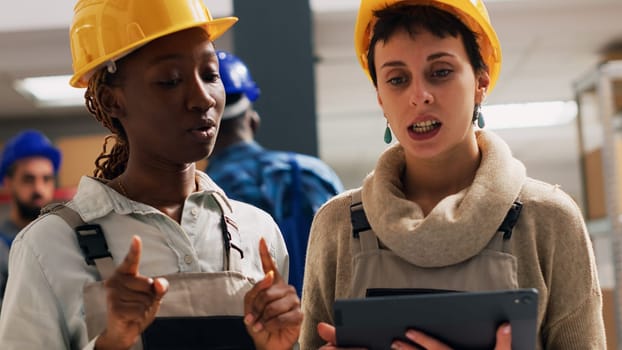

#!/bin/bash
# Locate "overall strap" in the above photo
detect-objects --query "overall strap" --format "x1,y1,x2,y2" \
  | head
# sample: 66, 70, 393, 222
211, 192, 244, 273
495, 199, 523, 254
349, 190, 379, 252
41, 203, 115, 280
498, 200, 523, 240
349, 192, 524, 253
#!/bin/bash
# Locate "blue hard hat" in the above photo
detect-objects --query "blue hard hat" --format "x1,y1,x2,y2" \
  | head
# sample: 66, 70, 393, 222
0, 130, 62, 179
217, 50, 260, 102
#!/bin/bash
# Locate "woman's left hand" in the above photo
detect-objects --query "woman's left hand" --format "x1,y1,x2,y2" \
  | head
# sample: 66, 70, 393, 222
244, 238, 303, 350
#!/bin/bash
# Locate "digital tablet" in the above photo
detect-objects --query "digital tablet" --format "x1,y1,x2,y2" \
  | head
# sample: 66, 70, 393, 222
334, 288, 538, 350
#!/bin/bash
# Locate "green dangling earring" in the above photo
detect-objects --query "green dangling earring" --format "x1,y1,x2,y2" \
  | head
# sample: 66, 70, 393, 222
474, 104, 485, 129
477, 110, 485, 128
384, 123, 392, 144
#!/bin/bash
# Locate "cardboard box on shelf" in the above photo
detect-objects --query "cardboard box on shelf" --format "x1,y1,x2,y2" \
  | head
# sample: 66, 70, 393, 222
56, 134, 109, 188
56, 134, 209, 189
614, 79, 622, 116
582, 139, 622, 219
603, 288, 618, 350
583, 147, 607, 219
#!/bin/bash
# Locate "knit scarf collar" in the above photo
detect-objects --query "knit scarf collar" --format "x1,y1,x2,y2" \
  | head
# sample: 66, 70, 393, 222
361, 130, 526, 267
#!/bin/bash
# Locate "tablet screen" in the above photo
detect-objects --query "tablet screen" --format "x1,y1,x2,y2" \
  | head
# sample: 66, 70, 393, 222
334, 288, 538, 350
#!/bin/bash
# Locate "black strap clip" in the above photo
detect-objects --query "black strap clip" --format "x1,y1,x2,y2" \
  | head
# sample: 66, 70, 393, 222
75, 224, 112, 265
498, 200, 523, 240
350, 203, 372, 238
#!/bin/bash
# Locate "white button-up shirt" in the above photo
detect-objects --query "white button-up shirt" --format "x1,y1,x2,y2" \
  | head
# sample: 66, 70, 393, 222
0, 172, 289, 349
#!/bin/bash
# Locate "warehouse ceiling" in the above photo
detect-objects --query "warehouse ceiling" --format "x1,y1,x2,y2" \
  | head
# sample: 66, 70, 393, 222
1, 0, 621, 202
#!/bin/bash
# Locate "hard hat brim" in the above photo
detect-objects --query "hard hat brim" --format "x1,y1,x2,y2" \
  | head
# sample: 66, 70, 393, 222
70, 17, 238, 88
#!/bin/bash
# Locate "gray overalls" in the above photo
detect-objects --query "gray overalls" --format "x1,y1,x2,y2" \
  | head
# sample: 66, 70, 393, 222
46, 192, 256, 349
348, 189, 522, 298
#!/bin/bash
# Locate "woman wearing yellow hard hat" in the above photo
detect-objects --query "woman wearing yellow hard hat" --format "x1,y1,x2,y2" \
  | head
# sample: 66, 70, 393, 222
301, 0, 605, 349
0, 0, 302, 349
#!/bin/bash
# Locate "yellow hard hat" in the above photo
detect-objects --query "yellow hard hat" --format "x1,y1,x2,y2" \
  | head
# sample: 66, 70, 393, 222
354, 0, 502, 93
69, 0, 238, 88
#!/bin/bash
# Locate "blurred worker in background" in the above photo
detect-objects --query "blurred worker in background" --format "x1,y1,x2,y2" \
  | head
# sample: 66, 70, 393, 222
207, 50, 344, 296
0, 129, 61, 310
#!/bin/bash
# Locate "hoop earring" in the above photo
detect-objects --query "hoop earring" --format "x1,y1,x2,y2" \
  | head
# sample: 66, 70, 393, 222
384, 122, 392, 144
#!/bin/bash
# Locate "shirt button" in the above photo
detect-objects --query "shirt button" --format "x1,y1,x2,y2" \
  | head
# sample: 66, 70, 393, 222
184, 255, 193, 264
191, 208, 198, 217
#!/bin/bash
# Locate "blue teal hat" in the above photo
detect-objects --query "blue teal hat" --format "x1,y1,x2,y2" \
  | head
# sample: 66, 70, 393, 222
217, 50, 260, 102
0, 130, 62, 179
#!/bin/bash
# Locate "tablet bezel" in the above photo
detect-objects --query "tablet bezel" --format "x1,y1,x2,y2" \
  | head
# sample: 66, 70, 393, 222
334, 288, 538, 350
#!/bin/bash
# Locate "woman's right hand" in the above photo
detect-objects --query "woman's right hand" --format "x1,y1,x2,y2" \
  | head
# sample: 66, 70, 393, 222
317, 322, 512, 350
391, 323, 512, 350
317, 322, 367, 350
94, 236, 169, 350
243, 238, 303, 350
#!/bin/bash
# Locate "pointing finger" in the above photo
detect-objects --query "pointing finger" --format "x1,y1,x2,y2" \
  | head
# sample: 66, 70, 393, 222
258, 238, 282, 283
117, 235, 142, 276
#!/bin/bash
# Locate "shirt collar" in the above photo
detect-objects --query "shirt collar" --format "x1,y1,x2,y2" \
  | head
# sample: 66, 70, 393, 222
71, 171, 232, 222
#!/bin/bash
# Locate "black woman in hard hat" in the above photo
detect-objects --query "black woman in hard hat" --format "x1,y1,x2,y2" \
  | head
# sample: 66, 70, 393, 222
300, 0, 605, 349
0, 1, 302, 349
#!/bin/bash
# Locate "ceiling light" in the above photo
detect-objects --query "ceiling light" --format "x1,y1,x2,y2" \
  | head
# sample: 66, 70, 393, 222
483, 101, 577, 130
14, 75, 84, 107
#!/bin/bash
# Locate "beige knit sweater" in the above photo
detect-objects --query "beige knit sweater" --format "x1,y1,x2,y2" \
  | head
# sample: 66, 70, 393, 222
300, 130, 606, 349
